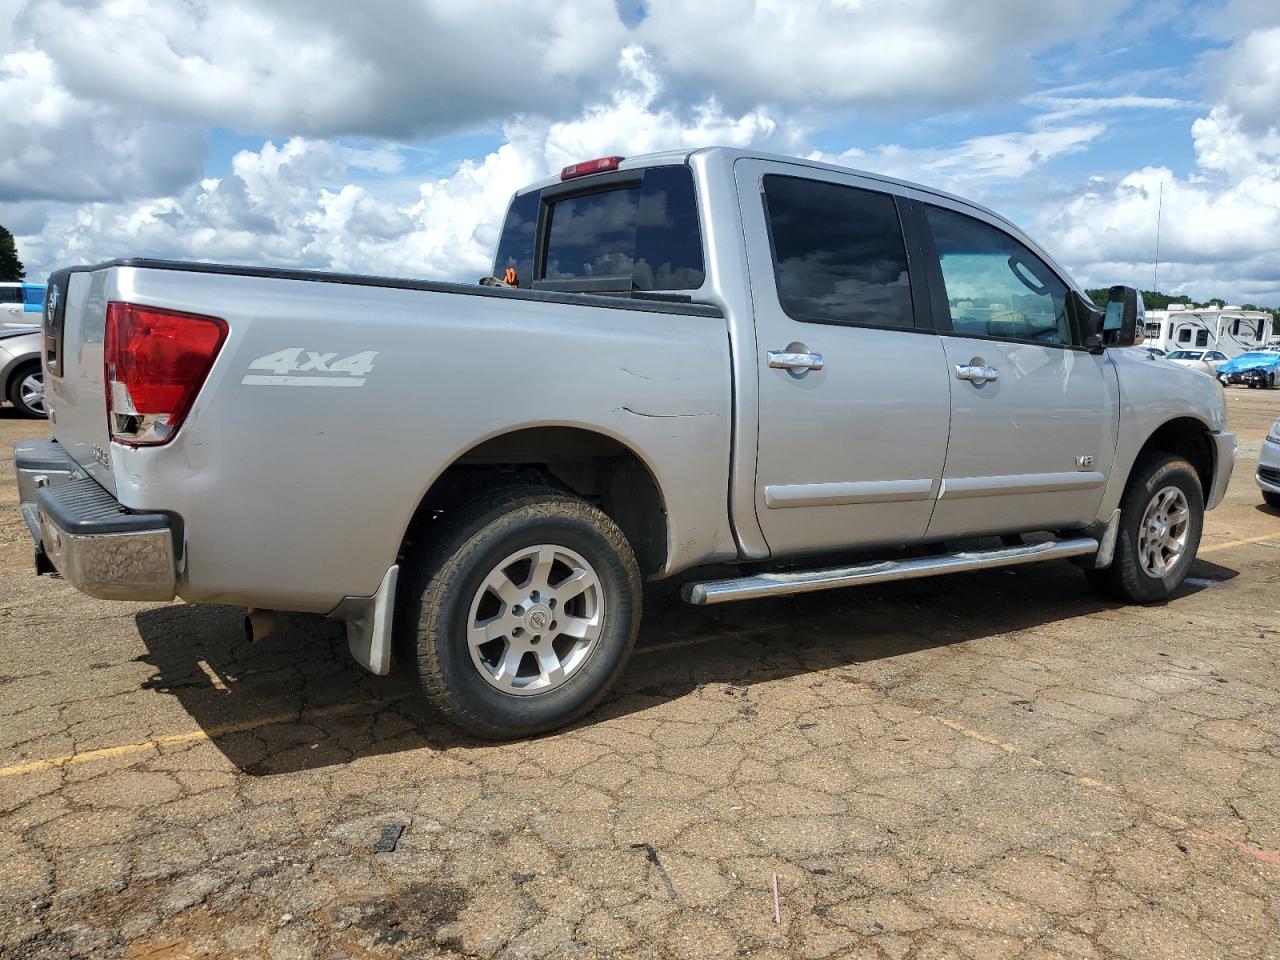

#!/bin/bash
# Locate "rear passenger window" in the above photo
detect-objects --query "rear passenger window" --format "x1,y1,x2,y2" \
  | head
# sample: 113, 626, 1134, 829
0, 287, 21, 304
924, 205, 1077, 346
762, 176, 914, 329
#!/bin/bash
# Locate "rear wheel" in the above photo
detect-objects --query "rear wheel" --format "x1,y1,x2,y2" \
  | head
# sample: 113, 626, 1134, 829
6, 361, 46, 418
1085, 454, 1203, 603
398, 487, 641, 739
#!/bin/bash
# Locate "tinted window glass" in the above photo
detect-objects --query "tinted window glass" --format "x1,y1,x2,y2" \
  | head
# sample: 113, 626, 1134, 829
633, 166, 704, 290
763, 176, 914, 328
536, 166, 705, 291
0, 287, 21, 304
1177, 328, 1191, 343
925, 205, 1076, 345
544, 187, 639, 282
1195, 329, 1209, 347
492, 190, 540, 288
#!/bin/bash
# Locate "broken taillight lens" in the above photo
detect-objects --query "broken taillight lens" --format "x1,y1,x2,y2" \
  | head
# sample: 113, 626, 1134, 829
104, 302, 228, 446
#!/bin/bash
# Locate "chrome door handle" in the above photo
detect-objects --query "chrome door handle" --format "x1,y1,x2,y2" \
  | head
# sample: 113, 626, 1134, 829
768, 351, 824, 371
954, 363, 999, 384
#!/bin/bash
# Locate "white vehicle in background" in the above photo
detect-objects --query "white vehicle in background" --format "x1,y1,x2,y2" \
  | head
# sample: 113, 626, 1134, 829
1144, 305, 1271, 359
1165, 349, 1228, 376
1259, 417, 1280, 510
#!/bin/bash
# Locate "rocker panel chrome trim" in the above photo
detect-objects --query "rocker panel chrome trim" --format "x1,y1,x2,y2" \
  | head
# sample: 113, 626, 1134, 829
683, 537, 1100, 605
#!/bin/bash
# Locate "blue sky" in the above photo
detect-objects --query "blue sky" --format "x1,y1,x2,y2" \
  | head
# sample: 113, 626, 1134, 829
4, 0, 1278, 305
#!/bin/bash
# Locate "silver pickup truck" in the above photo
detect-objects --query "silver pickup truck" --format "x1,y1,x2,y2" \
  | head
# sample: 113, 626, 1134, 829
16, 147, 1234, 738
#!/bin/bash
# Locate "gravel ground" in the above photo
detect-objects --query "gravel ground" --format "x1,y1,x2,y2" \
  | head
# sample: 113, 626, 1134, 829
1, 387, 1278, 960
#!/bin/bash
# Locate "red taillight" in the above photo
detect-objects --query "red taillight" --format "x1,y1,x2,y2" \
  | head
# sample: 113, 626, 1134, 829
560, 155, 624, 180
104, 302, 228, 446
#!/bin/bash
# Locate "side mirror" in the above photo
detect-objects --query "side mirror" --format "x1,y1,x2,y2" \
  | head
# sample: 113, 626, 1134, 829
1103, 285, 1145, 347
1075, 292, 1106, 353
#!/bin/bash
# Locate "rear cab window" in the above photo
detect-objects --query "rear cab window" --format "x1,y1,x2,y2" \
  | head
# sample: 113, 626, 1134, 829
493, 165, 704, 295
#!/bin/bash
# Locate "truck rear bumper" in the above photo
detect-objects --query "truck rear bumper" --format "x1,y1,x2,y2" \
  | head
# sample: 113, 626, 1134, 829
15, 438, 178, 601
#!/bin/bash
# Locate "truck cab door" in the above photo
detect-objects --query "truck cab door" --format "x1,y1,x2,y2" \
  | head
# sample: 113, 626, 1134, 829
905, 200, 1119, 539
735, 159, 952, 558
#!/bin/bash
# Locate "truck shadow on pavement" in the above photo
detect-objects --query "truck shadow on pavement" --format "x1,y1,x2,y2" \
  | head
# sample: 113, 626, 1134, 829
133, 556, 1239, 777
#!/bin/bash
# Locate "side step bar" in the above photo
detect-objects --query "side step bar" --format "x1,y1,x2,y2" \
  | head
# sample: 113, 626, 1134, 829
683, 537, 1099, 606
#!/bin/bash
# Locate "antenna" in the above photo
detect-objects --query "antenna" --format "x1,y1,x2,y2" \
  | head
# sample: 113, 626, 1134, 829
1153, 181, 1163, 294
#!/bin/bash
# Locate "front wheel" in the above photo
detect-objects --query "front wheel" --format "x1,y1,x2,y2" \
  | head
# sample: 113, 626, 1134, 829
398, 487, 641, 739
1085, 454, 1204, 603
1264, 491, 1280, 510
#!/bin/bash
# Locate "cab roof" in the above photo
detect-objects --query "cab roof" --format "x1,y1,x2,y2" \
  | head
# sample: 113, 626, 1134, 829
516, 145, 1017, 231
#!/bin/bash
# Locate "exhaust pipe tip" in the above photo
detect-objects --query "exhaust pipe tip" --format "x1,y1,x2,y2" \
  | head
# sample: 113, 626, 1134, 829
245, 608, 279, 643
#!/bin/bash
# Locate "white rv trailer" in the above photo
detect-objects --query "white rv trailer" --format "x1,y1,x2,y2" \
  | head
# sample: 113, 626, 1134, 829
1143, 304, 1273, 358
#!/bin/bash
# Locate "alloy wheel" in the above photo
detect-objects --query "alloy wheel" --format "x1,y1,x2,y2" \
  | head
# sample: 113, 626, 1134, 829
19, 371, 45, 415
466, 543, 604, 696
1137, 485, 1190, 578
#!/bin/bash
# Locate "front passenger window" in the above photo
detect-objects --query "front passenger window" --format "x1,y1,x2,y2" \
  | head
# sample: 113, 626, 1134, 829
924, 205, 1077, 346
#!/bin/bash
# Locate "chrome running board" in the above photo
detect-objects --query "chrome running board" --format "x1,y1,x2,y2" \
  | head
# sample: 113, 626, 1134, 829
682, 537, 1099, 606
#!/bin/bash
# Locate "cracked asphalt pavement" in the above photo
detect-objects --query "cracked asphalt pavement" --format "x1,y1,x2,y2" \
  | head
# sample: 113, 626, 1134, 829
2, 389, 1279, 960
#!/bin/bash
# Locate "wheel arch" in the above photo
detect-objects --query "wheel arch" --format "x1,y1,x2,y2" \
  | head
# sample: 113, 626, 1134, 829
398, 423, 671, 578
4, 352, 39, 392
1129, 415, 1216, 499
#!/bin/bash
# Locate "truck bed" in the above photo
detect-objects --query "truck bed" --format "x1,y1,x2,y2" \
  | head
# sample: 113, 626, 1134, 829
43, 260, 736, 611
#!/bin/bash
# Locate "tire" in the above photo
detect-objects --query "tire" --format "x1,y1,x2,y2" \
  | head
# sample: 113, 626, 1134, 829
6, 361, 47, 418
397, 486, 641, 739
1264, 491, 1280, 510
1085, 453, 1204, 603
1269, 373, 1277, 390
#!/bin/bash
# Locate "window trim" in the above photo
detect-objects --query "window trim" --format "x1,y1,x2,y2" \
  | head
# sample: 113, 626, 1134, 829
759, 173, 924, 333
908, 199, 1093, 352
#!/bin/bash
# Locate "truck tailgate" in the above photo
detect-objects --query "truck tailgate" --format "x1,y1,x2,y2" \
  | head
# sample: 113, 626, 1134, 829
43, 268, 117, 494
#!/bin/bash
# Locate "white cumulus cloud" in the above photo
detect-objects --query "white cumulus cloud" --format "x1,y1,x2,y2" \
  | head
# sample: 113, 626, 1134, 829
17, 47, 804, 281
637, 0, 1125, 111
1041, 106, 1280, 301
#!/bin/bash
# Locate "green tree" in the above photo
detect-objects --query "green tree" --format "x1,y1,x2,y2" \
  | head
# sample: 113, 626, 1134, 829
0, 226, 24, 282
